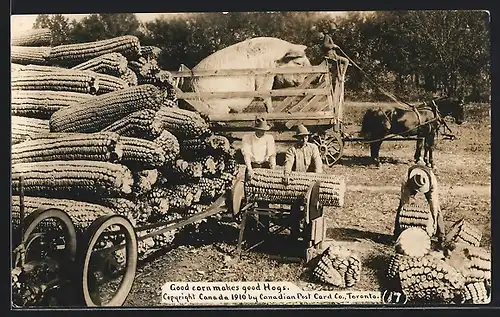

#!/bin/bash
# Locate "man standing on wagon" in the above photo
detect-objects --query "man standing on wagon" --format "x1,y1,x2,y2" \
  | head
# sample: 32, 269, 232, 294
282, 124, 323, 240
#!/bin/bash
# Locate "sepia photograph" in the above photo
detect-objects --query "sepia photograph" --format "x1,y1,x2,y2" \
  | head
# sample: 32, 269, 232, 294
10, 10, 491, 308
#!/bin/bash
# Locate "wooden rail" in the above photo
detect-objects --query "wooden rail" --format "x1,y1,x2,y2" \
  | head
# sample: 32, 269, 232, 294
208, 111, 334, 122
178, 88, 329, 100
170, 65, 329, 78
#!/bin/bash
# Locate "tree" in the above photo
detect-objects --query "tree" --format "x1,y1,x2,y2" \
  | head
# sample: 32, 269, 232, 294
33, 14, 72, 45
69, 13, 142, 43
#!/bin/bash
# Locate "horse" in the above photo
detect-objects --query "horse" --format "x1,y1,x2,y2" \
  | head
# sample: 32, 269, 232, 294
360, 97, 465, 168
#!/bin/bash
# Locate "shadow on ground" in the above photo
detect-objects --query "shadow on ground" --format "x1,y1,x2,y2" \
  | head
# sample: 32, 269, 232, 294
327, 227, 394, 245
337, 155, 407, 167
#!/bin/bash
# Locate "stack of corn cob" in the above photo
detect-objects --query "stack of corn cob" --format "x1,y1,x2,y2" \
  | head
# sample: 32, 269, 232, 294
385, 223, 491, 304
11, 30, 240, 262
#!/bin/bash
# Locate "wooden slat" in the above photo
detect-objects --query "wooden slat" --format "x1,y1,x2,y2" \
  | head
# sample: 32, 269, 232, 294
170, 65, 329, 78
208, 111, 334, 122
179, 88, 329, 100
273, 73, 323, 113
285, 81, 328, 114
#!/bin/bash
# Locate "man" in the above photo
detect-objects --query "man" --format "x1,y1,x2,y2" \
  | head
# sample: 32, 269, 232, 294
394, 166, 445, 247
283, 124, 323, 179
283, 124, 323, 239
241, 117, 276, 233
317, 30, 349, 67
241, 117, 277, 180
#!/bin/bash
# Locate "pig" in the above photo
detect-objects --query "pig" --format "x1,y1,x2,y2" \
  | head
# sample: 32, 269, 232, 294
184, 37, 311, 114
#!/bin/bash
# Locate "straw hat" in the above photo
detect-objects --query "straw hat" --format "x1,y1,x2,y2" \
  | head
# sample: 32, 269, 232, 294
293, 124, 311, 138
408, 168, 431, 194
254, 117, 271, 131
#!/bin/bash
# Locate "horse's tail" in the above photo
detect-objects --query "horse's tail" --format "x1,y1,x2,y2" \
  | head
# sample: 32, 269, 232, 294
360, 107, 390, 140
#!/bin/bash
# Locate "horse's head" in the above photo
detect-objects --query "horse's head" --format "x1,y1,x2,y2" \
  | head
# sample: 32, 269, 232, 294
273, 45, 311, 89
436, 97, 465, 125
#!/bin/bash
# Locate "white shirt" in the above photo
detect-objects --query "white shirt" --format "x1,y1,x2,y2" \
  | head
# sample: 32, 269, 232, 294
241, 133, 276, 164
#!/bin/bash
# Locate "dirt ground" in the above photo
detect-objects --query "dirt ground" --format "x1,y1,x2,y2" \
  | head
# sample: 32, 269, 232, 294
122, 101, 491, 306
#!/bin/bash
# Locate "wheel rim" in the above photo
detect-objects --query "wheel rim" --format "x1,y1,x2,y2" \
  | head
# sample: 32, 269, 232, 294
12, 208, 77, 307
312, 131, 344, 167
21, 207, 78, 264
80, 215, 137, 307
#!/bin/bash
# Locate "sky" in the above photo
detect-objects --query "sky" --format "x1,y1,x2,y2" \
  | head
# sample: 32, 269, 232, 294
11, 12, 351, 35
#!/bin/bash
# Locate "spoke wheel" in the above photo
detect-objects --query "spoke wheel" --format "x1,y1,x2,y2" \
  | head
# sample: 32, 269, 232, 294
20, 207, 78, 264
312, 130, 344, 167
12, 208, 77, 307
78, 215, 137, 307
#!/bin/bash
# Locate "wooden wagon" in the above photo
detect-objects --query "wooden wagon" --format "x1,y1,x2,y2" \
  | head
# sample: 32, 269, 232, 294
170, 58, 349, 167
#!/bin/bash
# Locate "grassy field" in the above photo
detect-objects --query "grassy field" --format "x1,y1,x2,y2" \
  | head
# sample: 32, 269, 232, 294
123, 101, 491, 306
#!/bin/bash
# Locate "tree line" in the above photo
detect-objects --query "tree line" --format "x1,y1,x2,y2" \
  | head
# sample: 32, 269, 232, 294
32, 11, 491, 102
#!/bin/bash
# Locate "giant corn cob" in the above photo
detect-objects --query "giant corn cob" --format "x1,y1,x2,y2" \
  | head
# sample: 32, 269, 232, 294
445, 244, 491, 284
101, 109, 157, 139
140, 46, 161, 60
11, 90, 95, 119
98, 198, 136, 220
11, 196, 117, 233
445, 218, 482, 247
395, 227, 431, 257
387, 253, 405, 280
11, 161, 134, 198
398, 254, 465, 303
11, 46, 51, 65
11, 70, 99, 94
194, 177, 228, 203
167, 159, 203, 180
120, 68, 138, 86
119, 136, 166, 170
129, 58, 161, 85
11, 29, 52, 46
462, 281, 490, 304
131, 169, 158, 196
180, 135, 233, 160
50, 85, 163, 133
145, 187, 171, 215
11, 116, 50, 145
71, 52, 128, 76
312, 245, 361, 287
245, 168, 345, 207
12, 66, 129, 95
152, 106, 211, 139
11, 132, 122, 164
153, 130, 180, 163
92, 72, 129, 95
396, 203, 435, 237
46, 35, 141, 66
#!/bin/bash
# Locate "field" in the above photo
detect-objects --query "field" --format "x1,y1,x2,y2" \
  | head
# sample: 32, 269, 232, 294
123, 101, 491, 306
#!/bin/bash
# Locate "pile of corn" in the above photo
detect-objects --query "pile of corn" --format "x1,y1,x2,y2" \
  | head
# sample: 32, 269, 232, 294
11, 31, 240, 261
386, 219, 491, 304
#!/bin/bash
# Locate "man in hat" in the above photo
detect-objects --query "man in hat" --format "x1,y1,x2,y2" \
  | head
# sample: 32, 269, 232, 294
283, 124, 323, 179
283, 124, 323, 239
394, 166, 445, 246
241, 117, 277, 181
317, 30, 349, 67
241, 117, 276, 234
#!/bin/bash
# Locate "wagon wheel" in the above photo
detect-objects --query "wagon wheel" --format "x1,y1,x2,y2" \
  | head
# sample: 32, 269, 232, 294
311, 130, 344, 167
77, 215, 137, 307
12, 207, 78, 306
17, 207, 78, 266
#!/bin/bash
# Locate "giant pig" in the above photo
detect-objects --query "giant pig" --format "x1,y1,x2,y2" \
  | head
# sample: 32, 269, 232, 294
185, 37, 311, 114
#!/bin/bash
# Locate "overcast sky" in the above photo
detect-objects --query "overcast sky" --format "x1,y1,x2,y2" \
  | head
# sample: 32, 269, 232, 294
11, 12, 350, 35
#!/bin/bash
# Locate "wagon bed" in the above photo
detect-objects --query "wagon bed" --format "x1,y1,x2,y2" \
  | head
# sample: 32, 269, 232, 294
171, 59, 349, 166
